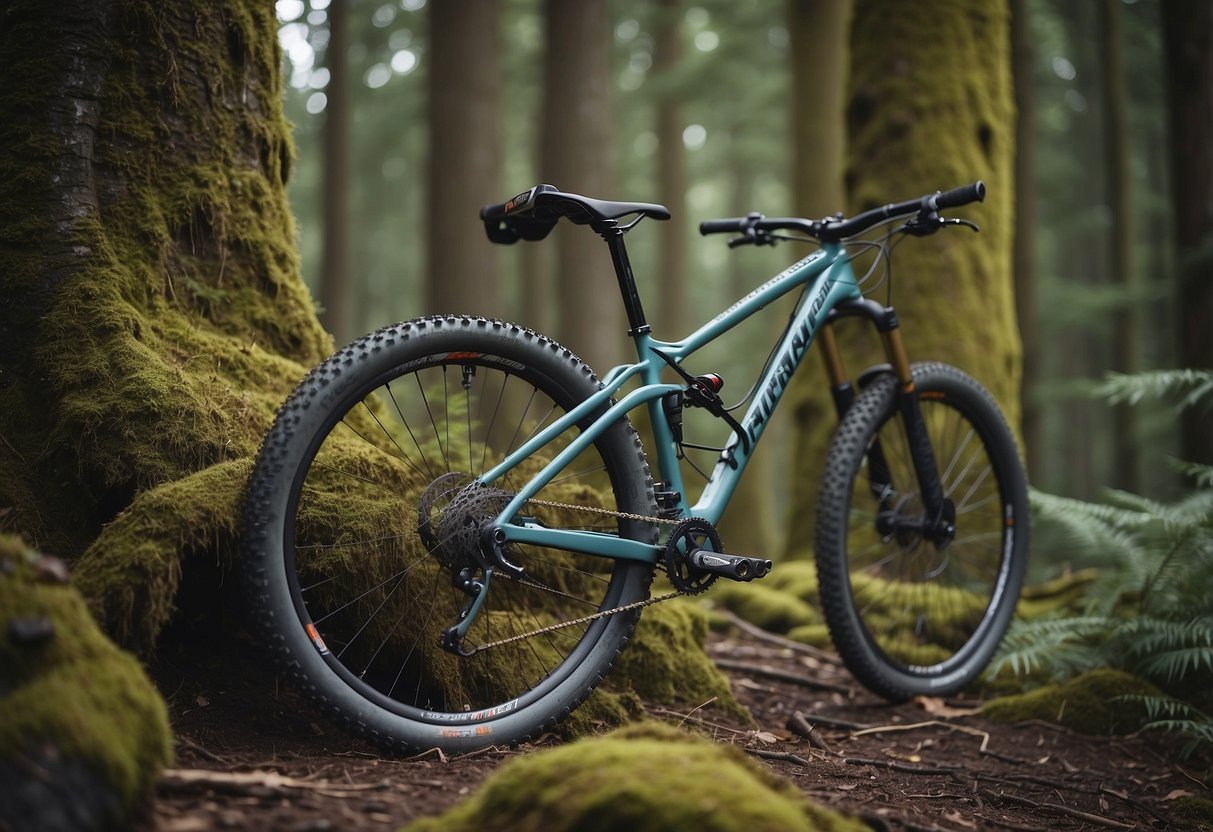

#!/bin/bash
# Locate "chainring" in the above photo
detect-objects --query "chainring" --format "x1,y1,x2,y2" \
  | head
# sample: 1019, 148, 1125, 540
663, 517, 723, 595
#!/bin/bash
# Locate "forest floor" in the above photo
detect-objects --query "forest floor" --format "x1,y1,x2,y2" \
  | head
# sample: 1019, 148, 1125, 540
139, 617, 1208, 832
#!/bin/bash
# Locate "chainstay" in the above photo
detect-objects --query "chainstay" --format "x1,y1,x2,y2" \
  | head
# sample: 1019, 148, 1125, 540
460, 496, 684, 655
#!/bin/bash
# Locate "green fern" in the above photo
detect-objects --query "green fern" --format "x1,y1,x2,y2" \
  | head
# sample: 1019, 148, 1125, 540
1093, 369, 1213, 410
1117, 694, 1213, 759
988, 369, 1213, 757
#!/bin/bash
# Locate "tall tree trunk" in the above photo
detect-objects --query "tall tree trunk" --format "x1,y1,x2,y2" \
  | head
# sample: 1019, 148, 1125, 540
782, 0, 852, 558
427, 0, 504, 318
1011, 0, 1041, 481
319, 0, 351, 344
845, 0, 1020, 419
541, 0, 623, 370
654, 0, 689, 338
1100, 0, 1138, 491
1162, 0, 1213, 467
0, 0, 330, 647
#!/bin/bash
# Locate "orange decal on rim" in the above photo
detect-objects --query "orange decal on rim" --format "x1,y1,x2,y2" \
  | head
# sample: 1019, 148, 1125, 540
305, 623, 329, 654
445, 351, 480, 360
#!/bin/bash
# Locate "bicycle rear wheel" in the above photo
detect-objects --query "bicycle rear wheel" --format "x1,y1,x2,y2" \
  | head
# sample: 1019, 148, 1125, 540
815, 362, 1028, 700
242, 316, 658, 753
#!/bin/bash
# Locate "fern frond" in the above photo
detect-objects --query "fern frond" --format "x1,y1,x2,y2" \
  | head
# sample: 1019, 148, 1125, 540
1117, 695, 1213, 759
1171, 460, 1213, 489
1094, 370, 1213, 410
987, 616, 1110, 679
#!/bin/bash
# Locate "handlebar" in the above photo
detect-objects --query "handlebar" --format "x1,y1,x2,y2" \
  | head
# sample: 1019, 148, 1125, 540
698, 181, 986, 244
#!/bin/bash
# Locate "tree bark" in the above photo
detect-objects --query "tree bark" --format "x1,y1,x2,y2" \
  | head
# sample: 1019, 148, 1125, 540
1162, 0, 1213, 467
427, 0, 505, 319
540, 0, 623, 370
0, 0, 330, 644
782, 0, 852, 558
844, 0, 1021, 421
1100, 0, 1138, 492
1010, 0, 1041, 481
654, 0, 689, 338
319, 0, 352, 345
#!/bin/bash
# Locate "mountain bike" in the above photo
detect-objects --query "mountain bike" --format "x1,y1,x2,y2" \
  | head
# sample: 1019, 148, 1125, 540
241, 181, 1029, 754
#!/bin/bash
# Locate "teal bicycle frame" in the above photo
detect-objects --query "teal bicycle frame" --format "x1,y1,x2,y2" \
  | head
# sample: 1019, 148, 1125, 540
479, 242, 862, 567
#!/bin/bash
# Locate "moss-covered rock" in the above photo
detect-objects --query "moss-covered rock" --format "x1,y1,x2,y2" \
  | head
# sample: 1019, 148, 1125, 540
0, 534, 172, 830
611, 600, 746, 720
401, 723, 868, 832
981, 668, 1163, 735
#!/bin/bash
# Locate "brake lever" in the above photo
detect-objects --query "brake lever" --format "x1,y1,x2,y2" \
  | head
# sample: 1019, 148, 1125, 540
727, 228, 777, 248
903, 214, 981, 237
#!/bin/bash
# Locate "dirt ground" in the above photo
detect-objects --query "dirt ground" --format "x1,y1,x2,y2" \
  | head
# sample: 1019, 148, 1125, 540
140, 616, 1209, 832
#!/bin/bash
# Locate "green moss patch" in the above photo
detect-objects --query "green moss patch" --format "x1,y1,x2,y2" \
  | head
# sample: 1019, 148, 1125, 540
981, 669, 1163, 735
402, 722, 868, 832
1169, 796, 1213, 832
0, 534, 172, 822
611, 600, 746, 721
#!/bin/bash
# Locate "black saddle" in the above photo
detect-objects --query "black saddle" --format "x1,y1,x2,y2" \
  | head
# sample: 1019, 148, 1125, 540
481, 184, 670, 244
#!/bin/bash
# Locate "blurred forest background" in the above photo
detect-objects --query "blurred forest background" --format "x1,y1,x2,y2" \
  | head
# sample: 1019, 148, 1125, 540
275, 0, 1206, 561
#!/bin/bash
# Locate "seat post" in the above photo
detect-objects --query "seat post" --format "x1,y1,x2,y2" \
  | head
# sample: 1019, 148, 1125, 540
601, 228, 650, 336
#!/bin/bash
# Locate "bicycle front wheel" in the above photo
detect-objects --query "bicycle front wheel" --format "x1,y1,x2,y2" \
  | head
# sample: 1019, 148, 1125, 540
242, 316, 658, 753
815, 362, 1028, 700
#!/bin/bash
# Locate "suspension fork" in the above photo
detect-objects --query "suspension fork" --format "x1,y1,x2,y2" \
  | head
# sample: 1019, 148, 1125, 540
820, 313, 952, 544
820, 323, 893, 502
881, 325, 954, 543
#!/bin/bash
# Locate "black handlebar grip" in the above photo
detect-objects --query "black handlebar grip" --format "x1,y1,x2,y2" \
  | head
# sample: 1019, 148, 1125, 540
699, 218, 745, 235
480, 201, 509, 221
933, 181, 986, 210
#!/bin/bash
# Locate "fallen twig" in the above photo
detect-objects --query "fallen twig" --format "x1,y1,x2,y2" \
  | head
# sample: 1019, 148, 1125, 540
158, 768, 386, 797
711, 657, 852, 694
717, 610, 844, 665
744, 748, 812, 767
786, 711, 832, 751
851, 720, 992, 753
979, 789, 1137, 830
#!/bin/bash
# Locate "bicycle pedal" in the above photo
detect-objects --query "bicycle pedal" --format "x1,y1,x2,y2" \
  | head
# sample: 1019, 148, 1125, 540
687, 549, 772, 582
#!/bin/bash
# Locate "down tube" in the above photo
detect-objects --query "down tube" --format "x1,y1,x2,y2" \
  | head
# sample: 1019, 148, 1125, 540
694, 256, 861, 522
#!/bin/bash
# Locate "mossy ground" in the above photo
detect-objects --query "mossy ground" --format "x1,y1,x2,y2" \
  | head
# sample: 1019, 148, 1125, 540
981, 668, 1163, 735
400, 722, 868, 832
0, 534, 172, 825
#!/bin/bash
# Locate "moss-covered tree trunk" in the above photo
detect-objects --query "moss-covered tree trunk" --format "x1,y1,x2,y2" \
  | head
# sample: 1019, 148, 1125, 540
785, 0, 1020, 556
844, 0, 1020, 417
0, 0, 735, 745
0, 0, 330, 649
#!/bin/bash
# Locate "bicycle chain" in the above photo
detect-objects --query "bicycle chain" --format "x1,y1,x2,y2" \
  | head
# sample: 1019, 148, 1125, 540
456, 495, 686, 656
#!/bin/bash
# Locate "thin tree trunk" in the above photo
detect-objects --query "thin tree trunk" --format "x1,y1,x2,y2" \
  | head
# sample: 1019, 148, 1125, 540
427, 0, 504, 318
654, 0, 689, 338
1011, 0, 1041, 481
1162, 0, 1213, 467
541, 0, 622, 370
782, 0, 852, 558
1100, 0, 1138, 491
319, 0, 351, 344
